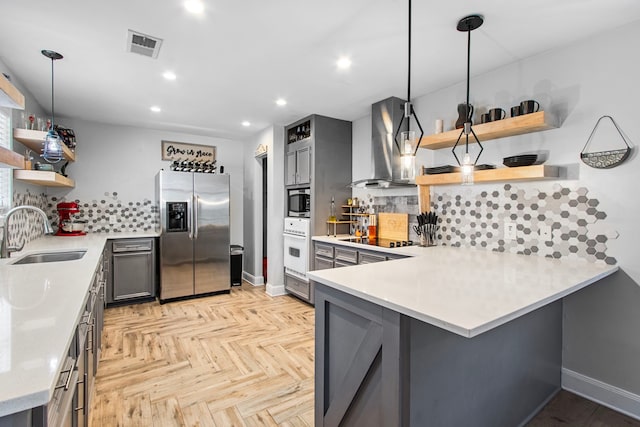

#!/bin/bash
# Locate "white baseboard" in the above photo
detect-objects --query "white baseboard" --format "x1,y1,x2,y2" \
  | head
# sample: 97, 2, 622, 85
265, 282, 287, 297
562, 368, 640, 420
242, 271, 264, 286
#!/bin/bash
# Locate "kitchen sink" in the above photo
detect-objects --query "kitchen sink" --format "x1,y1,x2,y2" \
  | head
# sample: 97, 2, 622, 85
12, 250, 87, 265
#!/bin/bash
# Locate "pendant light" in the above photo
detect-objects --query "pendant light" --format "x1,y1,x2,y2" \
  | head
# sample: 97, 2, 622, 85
452, 15, 484, 185
393, 0, 424, 181
41, 50, 64, 163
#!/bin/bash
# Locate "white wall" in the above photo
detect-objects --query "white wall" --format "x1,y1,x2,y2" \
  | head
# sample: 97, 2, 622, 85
47, 118, 245, 244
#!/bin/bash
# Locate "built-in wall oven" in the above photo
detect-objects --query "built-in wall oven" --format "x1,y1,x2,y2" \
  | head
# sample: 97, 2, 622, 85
283, 217, 314, 304
287, 188, 310, 218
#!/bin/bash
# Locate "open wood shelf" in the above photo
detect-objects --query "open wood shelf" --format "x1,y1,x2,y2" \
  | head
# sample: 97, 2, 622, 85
416, 165, 559, 186
418, 111, 557, 150
326, 220, 356, 224
0, 146, 24, 169
13, 128, 76, 162
0, 73, 25, 109
13, 170, 75, 188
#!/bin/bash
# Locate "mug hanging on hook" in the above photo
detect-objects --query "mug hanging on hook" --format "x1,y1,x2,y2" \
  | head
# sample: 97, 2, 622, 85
580, 115, 632, 169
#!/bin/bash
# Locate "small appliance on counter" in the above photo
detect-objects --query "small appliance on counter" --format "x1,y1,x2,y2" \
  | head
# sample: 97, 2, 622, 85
56, 202, 87, 236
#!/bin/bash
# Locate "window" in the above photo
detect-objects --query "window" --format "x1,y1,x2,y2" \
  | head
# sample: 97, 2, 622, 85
0, 107, 11, 214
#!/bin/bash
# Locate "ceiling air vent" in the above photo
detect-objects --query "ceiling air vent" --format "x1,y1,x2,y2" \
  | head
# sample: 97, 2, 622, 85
127, 30, 163, 59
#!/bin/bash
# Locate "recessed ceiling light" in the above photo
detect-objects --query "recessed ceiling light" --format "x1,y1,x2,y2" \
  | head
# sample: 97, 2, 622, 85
241, 121, 251, 127
336, 56, 352, 70
276, 98, 287, 106
150, 106, 161, 113
162, 71, 177, 81
184, 0, 204, 14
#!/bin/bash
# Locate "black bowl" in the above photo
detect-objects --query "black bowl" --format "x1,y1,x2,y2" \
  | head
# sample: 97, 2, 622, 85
503, 154, 538, 167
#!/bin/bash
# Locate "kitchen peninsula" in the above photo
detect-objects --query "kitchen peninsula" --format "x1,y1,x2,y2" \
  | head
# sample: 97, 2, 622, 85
308, 244, 618, 426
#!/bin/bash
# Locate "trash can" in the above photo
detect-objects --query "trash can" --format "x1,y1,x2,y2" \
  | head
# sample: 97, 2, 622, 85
230, 245, 243, 286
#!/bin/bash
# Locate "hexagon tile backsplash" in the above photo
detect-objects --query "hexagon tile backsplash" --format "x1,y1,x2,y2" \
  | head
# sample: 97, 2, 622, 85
432, 183, 618, 265
46, 192, 159, 234
365, 182, 618, 265
6, 190, 159, 247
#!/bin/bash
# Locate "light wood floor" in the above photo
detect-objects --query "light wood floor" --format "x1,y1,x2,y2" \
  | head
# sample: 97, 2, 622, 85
90, 284, 315, 426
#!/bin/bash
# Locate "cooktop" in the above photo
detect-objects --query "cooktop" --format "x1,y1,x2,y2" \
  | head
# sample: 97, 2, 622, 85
346, 237, 414, 248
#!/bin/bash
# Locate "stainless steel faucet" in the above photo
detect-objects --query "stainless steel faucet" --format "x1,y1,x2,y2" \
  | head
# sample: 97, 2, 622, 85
1, 206, 54, 258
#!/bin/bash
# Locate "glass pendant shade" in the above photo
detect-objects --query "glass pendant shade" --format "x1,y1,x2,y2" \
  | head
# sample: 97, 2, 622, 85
400, 130, 418, 181
43, 130, 64, 163
461, 152, 474, 185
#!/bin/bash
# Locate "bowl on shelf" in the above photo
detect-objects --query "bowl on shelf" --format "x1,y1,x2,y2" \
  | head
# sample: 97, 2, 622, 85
503, 154, 538, 168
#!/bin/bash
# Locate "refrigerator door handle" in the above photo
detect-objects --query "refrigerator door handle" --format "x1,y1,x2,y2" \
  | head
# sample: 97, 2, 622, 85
193, 194, 199, 240
187, 197, 194, 240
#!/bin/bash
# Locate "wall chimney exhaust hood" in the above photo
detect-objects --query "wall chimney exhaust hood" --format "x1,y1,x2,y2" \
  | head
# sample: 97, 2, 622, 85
351, 97, 416, 188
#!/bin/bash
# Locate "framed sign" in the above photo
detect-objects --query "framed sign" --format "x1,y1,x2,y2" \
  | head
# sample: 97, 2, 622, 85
161, 140, 216, 162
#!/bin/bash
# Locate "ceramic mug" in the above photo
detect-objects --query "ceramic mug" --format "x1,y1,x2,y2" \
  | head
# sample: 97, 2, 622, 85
511, 105, 522, 117
520, 100, 540, 114
489, 108, 506, 122
480, 113, 491, 124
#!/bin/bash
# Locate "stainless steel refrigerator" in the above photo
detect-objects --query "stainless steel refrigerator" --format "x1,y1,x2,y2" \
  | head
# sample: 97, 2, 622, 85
156, 170, 230, 302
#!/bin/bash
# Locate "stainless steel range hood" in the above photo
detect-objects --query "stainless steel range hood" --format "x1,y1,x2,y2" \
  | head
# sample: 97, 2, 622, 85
351, 96, 416, 188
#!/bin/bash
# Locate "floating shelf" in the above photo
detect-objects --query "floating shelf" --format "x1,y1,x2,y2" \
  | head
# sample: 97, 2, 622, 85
343, 213, 370, 217
418, 111, 557, 150
0, 146, 24, 169
0, 73, 25, 109
326, 220, 356, 224
13, 170, 75, 188
13, 128, 76, 162
416, 165, 560, 213
416, 165, 559, 186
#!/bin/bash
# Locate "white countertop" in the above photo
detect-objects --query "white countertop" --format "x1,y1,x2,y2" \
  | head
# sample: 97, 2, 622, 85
308, 244, 618, 338
0, 232, 159, 417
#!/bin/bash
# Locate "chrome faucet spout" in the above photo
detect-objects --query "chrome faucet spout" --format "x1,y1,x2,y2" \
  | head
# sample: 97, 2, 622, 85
1, 205, 53, 258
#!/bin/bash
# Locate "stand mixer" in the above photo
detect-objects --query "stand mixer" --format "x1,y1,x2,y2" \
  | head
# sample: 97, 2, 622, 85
56, 202, 86, 236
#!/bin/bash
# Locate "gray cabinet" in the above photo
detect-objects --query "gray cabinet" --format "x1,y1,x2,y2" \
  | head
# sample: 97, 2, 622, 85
358, 250, 386, 265
107, 238, 156, 305
314, 255, 333, 270
285, 145, 311, 186
313, 241, 408, 271
284, 115, 352, 237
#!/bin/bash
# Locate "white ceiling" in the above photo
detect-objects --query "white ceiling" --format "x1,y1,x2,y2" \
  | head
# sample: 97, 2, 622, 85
1, 0, 639, 139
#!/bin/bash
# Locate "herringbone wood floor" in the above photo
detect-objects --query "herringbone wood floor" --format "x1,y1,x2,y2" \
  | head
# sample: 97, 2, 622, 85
90, 284, 315, 426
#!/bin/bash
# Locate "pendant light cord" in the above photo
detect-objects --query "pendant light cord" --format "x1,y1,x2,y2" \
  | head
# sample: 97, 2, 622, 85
50, 58, 55, 128
464, 28, 471, 154
407, 0, 411, 104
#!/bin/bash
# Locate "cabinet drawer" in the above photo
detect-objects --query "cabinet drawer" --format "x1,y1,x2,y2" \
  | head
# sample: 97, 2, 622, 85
314, 255, 334, 270
315, 243, 334, 258
285, 274, 311, 301
334, 259, 357, 268
335, 247, 358, 264
358, 251, 386, 264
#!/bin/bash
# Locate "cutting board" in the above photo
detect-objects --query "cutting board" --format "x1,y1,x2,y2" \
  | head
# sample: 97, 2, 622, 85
377, 213, 409, 241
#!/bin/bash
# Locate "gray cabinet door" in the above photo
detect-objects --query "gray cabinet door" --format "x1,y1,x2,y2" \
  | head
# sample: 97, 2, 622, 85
296, 146, 311, 185
358, 251, 386, 264
112, 252, 154, 300
286, 151, 297, 186
314, 255, 333, 270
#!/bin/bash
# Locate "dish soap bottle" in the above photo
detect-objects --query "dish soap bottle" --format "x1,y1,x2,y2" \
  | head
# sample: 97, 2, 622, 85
328, 196, 336, 222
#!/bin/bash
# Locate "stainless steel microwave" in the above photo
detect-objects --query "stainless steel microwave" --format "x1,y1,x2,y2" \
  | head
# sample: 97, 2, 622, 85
288, 188, 310, 217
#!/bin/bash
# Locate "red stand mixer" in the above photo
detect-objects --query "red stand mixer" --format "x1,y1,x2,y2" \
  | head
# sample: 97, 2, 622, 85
56, 202, 87, 236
